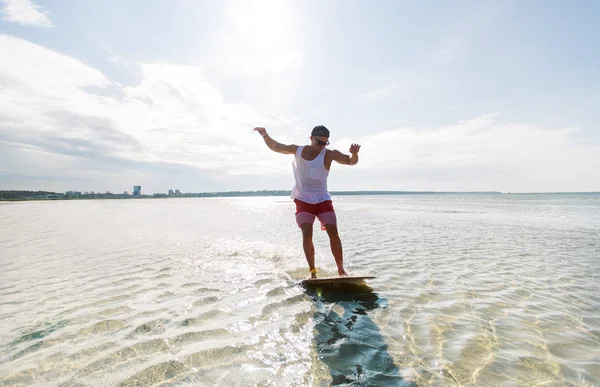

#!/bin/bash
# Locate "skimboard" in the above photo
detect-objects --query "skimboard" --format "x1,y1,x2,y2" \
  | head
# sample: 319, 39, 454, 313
300, 275, 375, 287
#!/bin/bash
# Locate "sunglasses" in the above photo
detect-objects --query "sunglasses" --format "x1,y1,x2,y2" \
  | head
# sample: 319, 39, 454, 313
314, 139, 330, 146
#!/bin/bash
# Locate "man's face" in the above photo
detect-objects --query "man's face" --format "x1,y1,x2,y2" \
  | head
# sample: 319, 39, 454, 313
311, 136, 330, 147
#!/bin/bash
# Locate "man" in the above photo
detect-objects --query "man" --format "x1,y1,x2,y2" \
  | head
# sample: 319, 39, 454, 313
253, 125, 361, 278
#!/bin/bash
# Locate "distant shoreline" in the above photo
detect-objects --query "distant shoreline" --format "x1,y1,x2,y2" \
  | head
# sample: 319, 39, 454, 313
1, 190, 598, 202
0, 190, 501, 201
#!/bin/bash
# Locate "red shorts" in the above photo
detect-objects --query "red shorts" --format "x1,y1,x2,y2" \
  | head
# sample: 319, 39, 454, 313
294, 199, 337, 228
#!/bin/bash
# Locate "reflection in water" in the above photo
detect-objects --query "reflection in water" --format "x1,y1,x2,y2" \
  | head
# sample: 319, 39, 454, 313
304, 284, 414, 386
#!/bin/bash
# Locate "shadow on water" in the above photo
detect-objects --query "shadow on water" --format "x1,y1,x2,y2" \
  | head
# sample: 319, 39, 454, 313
303, 283, 414, 387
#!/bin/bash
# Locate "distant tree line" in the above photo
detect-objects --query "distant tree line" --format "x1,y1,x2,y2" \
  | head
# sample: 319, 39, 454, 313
1, 189, 503, 201
0, 191, 61, 200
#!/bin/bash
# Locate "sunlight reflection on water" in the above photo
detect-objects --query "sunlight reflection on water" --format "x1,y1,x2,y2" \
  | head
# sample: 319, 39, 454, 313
0, 194, 599, 385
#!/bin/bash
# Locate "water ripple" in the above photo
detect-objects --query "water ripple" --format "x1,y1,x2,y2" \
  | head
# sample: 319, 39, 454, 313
1, 195, 599, 385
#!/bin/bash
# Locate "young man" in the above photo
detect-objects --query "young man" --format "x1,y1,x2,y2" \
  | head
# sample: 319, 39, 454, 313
253, 125, 361, 278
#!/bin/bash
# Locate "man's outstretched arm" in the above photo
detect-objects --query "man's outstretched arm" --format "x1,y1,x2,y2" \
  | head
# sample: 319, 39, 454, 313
332, 143, 361, 165
254, 127, 298, 155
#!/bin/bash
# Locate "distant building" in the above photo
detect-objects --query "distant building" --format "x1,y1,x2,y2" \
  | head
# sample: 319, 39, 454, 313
133, 186, 141, 196
168, 189, 174, 196
175, 189, 181, 196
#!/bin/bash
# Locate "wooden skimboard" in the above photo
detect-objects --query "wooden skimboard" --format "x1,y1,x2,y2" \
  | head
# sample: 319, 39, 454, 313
301, 275, 375, 287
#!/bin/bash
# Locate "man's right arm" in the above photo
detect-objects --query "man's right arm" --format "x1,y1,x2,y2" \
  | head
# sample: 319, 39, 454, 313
254, 127, 298, 155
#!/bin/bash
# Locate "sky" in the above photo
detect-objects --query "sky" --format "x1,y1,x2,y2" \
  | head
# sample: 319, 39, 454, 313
1, 0, 599, 194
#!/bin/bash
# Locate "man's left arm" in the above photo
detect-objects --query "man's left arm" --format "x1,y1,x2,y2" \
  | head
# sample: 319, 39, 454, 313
332, 143, 361, 166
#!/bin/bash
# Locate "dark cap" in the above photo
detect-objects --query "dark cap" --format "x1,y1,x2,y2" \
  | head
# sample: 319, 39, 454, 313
311, 125, 330, 138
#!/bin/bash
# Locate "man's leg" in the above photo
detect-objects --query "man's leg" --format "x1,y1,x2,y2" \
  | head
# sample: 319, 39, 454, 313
324, 224, 347, 276
299, 223, 316, 278
295, 205, 317, 278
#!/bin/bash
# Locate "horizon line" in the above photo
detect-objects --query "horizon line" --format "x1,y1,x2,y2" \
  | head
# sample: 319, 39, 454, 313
2, 189, 600, 195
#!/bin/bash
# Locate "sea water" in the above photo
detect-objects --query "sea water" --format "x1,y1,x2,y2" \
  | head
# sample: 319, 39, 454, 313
1, 193, 599, 386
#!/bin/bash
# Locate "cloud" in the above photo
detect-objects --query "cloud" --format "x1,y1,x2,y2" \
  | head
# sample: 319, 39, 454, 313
329, 114, 600, 192
1, 34, 598, 193
1, 0, 53, 28
0, 34, 108, 91
0, 34, 298, 192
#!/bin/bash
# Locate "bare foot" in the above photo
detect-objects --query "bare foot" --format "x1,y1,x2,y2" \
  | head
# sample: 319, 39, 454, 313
338, 269, 348, 277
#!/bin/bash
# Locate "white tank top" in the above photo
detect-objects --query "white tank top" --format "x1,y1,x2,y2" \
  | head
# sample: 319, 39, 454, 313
291, 146, 331, 204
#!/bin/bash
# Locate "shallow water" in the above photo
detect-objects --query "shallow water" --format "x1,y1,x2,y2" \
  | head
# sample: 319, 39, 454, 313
1, 193, 599, 386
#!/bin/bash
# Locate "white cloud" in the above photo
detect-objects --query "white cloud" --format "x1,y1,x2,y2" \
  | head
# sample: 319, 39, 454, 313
1, 0, 53, 28
0, 35, 108, 91
1, 34, 598, 193
330, 114, 600, 192
0, 35, 296, 188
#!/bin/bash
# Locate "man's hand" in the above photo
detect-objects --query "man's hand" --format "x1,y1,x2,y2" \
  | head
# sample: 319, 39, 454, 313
253, 127, 267, 137
349, 143, 361, 154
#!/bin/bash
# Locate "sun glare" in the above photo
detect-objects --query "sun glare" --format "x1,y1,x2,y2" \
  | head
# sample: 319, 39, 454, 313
223, 0, 300, 73
231, 0, 290, 50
